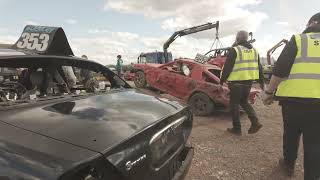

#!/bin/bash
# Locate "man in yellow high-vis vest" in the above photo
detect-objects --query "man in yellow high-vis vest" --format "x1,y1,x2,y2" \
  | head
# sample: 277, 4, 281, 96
220, 31, 264, 136
263, 13, 320, 179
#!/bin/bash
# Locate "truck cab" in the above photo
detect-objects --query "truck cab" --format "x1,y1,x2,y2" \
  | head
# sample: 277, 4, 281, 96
137, 52, 173, 64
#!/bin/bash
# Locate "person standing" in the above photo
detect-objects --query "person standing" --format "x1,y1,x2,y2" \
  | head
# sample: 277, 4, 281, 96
116, 55, 123, 76
61, 66, 77, 88
263, 13, 320, 179
220, 30, 264, 136
79, 55, 92, 84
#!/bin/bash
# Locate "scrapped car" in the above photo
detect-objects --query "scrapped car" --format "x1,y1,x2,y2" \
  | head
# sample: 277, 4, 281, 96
0, 25, 193, 180
133, 23, 259, 116
205, 47, 228, 68
126, 52, 173, 81
124, 70, 135, 81
133, 59, 259, 116
132, 22, 220, 82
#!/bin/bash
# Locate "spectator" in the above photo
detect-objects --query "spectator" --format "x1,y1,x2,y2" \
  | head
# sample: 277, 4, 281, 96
116, 55, 123, 76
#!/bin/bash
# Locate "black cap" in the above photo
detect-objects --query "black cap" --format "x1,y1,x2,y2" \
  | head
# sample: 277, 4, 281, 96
117, 55, 121, 58
308, 13, 320, 24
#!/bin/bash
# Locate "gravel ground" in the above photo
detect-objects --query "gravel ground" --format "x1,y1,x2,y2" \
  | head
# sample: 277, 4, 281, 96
184, 97, 304, 180
128, 82, 305, 180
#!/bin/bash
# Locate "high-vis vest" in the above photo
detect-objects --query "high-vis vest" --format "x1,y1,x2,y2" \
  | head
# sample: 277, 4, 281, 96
276, 33, 320, 99
227, 45, 259, 81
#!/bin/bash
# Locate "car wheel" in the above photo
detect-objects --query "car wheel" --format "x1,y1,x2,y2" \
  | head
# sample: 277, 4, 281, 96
134, 71, 147, 88
188, 92, 214, 116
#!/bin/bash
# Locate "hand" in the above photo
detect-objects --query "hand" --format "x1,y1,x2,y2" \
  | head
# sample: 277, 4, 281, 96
262, 91, 274, 105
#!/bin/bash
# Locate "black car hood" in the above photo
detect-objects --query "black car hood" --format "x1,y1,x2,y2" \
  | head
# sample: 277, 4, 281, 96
0, 89, 183, 153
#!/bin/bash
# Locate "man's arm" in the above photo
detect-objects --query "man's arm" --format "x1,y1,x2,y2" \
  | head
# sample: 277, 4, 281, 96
272, 36, 297, 78
220, 48, 236, 85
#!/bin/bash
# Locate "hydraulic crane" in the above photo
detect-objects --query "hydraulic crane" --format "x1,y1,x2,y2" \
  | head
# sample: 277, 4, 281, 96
262, 39, 288, 81
163, 21, 220, 62
267, 39, 288, 65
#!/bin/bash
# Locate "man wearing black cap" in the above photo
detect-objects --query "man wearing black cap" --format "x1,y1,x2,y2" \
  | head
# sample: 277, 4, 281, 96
263, 13, 320, 179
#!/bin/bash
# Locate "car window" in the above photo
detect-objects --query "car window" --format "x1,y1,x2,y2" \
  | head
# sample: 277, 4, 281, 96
202, 72, 218, 84
145, 54, 158, 63
164, 62, 182, 74
208, 69, 221, 78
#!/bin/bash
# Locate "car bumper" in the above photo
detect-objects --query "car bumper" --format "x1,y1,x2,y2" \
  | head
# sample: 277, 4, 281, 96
172, 146, 194, 180
144, 145, 194, 180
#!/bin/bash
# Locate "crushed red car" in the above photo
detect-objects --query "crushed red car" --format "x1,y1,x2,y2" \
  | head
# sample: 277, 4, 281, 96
132, 22, 260, 116
133, 59, 260, 116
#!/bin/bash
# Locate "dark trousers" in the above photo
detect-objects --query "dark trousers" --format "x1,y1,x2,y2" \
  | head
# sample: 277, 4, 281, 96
281, 103, 320, 180
117, 69, 122, 76
229, 83, 258, 130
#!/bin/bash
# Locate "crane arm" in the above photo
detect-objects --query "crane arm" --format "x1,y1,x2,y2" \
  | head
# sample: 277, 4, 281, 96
266, 39, 288, 65
163, 21, 219, 62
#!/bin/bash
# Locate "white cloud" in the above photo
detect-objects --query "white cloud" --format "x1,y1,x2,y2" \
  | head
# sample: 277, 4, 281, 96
77, 0, 270, 64
24, 20, 39, 26
1, 0, 272, 66
88, 29, 109, 34
103, 0, 269, 60
65, 19, 77, 25
105, 0, 267, 38
70, 30, 141, 65
276, 21, 289, 26
278, 0, 320, 33
0, 28, 7, 32
0, 35, 16, 44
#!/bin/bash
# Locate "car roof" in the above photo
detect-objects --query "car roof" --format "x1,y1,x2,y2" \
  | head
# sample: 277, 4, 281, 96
0, 48, 84, 62
175, 58, 221, 70
203, 63, 221, 70
0, 48, 107, 72
0, 48, 26, 56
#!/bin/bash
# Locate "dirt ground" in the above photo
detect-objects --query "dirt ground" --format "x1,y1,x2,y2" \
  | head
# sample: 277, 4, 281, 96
128, 82, 305, 180
184, 98, 304, 180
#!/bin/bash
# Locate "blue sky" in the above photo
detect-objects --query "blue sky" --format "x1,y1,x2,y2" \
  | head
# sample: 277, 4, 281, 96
0, 0, 319, 65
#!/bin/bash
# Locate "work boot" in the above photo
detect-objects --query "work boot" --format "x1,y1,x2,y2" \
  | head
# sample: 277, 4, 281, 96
278, 158, 295, 177
248, 123, 263, 134
227, 128, 242, 136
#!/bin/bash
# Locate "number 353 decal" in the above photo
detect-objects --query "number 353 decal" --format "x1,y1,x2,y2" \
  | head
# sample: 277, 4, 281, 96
16, 32, 50, 51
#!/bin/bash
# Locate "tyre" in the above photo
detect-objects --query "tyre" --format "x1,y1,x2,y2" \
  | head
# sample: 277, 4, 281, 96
134, 71, 147, 88
188, 92, 214, 116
